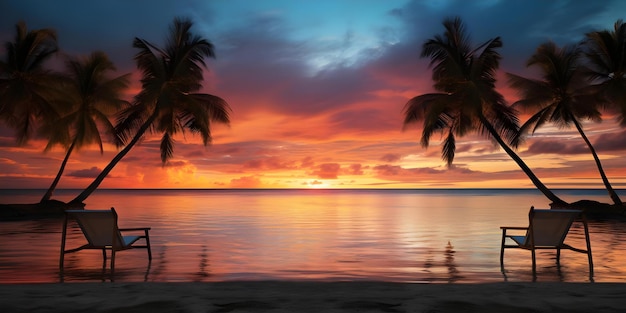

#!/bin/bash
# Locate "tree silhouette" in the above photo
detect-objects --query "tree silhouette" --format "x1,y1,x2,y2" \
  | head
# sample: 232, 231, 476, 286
508, 42, 622, 205
0, 21, 63, 145
403, 17, 565, 205
70, 17, 230, 204
584, 19, 626, 126
40, 51, 130, 202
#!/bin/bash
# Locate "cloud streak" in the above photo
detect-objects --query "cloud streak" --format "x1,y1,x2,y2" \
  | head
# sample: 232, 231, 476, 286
0, 0, 625, 191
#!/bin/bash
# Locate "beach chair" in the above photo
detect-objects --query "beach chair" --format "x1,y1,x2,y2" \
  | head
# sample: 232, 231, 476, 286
500, 206, 593, 275
60, 207, 152, 272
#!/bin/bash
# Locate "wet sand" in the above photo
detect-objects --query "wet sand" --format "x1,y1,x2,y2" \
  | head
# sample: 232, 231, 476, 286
1, 281, 625, 312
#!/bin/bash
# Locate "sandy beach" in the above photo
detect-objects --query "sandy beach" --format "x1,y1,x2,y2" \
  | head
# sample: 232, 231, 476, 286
1, 281, 625, 312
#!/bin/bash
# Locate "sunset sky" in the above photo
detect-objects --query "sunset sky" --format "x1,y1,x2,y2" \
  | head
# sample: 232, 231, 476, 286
1, 0, 626, 191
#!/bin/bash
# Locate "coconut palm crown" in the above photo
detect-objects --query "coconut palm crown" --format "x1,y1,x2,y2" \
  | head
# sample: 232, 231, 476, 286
507, 42, 622, 205
0, 21, 62, 145
40, 51, 130, 202
70, 17, 230, 204
584, 19, 626, 125
403, 17, 565, 205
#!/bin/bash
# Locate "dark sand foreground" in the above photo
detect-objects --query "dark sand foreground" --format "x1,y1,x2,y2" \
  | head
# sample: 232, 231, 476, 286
1, 281, 625, 312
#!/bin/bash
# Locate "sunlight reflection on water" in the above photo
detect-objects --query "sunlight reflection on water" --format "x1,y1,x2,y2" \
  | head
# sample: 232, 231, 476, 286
1, 189, 625, 283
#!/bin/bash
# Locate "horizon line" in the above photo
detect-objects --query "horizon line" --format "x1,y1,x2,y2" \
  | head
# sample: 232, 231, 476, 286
1, 187, 622, 191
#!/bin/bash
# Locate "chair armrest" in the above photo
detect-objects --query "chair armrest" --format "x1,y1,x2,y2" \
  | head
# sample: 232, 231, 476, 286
119, 227, 151, 231
500, 226, 527, 239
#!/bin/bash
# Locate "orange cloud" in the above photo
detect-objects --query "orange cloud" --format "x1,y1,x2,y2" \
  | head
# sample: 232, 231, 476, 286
311, 163, 341, 179
229, 175, 262, 188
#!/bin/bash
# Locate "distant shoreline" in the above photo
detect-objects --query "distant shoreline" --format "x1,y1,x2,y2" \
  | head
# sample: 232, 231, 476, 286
2, 188, 625, 221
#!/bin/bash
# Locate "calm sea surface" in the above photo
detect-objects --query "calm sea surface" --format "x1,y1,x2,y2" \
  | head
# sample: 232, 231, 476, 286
1, 189, 625, 283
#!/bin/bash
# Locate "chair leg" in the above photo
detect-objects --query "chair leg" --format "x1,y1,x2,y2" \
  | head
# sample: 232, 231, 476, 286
499, 230, 506, 267
587, 250, 593, 277
59, 250, 65, 276
531, 248, 536, 274
111, 250, 116, 273
101, 249, 107, 269
556, 248, 561, 264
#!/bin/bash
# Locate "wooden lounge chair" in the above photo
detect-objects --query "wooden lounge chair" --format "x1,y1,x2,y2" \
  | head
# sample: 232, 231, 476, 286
500, 206, 593, 275
60, 207, 152, 272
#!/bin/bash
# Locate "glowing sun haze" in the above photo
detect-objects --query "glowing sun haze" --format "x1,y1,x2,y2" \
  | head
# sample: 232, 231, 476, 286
1, 0, 625, 189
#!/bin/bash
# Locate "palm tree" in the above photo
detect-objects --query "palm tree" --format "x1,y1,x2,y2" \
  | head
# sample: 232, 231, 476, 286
584, 19, 626, 126
0, 21, 63, 145
507, 42, 622, 205
403, 17, 566, 205
70, 17, 230, 204
40, 51, 130, 202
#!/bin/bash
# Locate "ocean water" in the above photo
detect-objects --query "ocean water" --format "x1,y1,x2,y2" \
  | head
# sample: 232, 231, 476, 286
1, 188, 624, 283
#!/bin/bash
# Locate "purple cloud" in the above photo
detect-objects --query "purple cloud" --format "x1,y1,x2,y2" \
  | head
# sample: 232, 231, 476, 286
525, 140, 588, 155
380, 153, 401, 162
67, 166, 102, 178
594, 130, 626, 152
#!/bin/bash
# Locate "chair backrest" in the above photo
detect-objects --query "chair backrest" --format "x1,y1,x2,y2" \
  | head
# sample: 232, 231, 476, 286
66, 208, 124, 248
526, 208, 582, 247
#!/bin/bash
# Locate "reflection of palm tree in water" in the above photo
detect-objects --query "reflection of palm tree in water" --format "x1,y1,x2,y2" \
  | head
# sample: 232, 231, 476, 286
445, 241, 461, 282
194, 245, 210, 281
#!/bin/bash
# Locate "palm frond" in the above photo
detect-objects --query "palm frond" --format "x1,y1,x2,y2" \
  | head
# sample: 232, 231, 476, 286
10, 21, 58, 72
402, 93, 453, 148
570, 94, 603, 122
473, 37, 502, 85
506, 73, 554, 109
178, 96, 207, 144
92, 109, 117, 144
40, 115, 71, 151
421, 112, 452, 148
411, 17, 514, 162
160, 132, 174, 164
584, 19, 626, 79
403, 93, 446, 126
190, 93, 231, 123
526, 106, 552, 134
92, 73, 131, 113
583, 19, 626, 125
57, 51, 130, 153
115, 103, 149, 147
422, 17, 472, 92
508, 40, 605, 140
0, 21, 60, 143
490, 100, 520, 146
442, 130, 456, 166
133, 37, 166, 87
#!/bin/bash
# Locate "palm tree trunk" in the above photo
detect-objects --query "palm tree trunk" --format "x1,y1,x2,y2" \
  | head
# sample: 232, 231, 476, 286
70, 113, 158, 205
572, 119, 622, 205
478, 114, 567, 206
40, 140, 76, 202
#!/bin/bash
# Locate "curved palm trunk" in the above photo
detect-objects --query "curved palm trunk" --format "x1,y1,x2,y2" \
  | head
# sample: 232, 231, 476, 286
40, 140, 76, 202
572, 119, 622, 205
478, 114, 567, 206
70, 113, 158, 205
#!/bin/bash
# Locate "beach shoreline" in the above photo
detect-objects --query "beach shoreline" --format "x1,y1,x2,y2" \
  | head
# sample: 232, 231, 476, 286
1, 281, 625, 312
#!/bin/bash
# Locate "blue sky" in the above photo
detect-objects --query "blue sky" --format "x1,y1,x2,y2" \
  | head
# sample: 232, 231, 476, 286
4, 0, 623, 73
